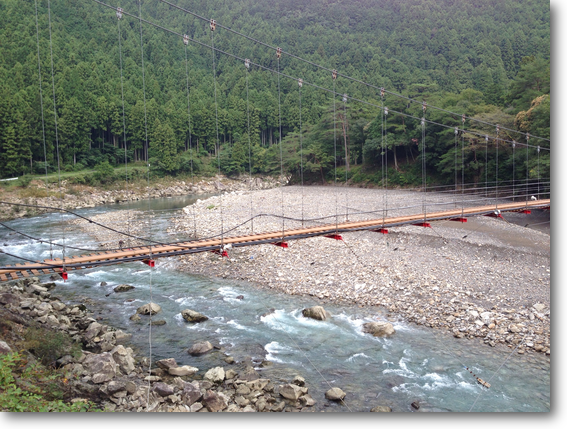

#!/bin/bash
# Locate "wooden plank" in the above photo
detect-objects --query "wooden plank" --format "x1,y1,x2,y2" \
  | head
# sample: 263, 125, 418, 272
31, 269, 41, 276
0, 274, 8, 282
9, 272, 19, 280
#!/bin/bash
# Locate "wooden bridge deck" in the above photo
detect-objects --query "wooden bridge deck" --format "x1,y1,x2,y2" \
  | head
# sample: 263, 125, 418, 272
0, 199, 549, 282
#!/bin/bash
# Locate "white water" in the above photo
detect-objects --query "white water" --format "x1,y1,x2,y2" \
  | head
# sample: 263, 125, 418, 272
0, 196, 550, 412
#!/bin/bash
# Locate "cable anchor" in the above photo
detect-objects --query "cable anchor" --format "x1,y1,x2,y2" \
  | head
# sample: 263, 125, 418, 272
244, 58, 250, 69
380, 87, 385, 98
384, 107, 388, 116
462, 114, 466, 124
512, 141, 516, 149
422, 101, 427, 112
421, 117, 425, 127
183, 34, 189, 46
332, 69, 337, 80
485, 135, 489, 142
496, 124, 500, 133
526, 133, 530, 142
210, 19, 216, 31
455, 127, 458, 135
342, 93, 348, 103
537, 145, 540, 153
298, 78, 303, 88
276, 47, 282, 59
116, 7, 123, 20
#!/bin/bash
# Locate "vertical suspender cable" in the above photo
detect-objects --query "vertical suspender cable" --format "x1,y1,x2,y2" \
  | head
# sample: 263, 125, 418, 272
183, 39, 197, 238
298, 79, 304, 227
485, 135, 488, 200
33, 0, 51, 256
245, 59, 254, 233
210, 21, 224, 250
381, 92, 385, 227
461, 119, 465, 216
454, 127, 458, 208
512, 141, 516, 201
276, 51, 284, 241
421, 104, 426, 221
495, 126, 500, 211
537, 145, 540, 199
384, 105, 388, 220
343, 94, 349, 222
525, 137, 529, 206
47, 0, 66, 273
332, 73, 338, 232
117, 8, 131, 248
137, 0, 153, 409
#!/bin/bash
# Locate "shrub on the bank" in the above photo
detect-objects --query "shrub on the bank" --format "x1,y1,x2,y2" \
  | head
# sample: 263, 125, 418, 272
0, 352, 97, 412
23, 327, 81, 366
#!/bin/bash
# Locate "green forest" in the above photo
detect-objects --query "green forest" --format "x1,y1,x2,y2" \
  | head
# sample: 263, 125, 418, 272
0, 0, 550, 188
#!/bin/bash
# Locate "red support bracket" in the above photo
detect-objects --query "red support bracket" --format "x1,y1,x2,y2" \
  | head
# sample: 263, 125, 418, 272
211, 250, 229, 258
542, 206, 550, 210
519, 210, 532, 214
324, 234, 343, 240
272, 242, 288, 248
142, 259, 155, 267
484, 213, 503, 219
373, 228, 389, 234
413, 222, 431, 228
59, 271, 68, 281
450, 218, 468, 223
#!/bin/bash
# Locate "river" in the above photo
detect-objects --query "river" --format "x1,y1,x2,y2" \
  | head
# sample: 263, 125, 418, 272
0, 195, 550, 412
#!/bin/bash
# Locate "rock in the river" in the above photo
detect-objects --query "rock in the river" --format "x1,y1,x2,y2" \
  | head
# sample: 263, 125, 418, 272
100, 281, 107, 287
149, 320, 166, 326
168, 365, 198, 377
156, 358, 177, 370
362, 321, 396, 337
279, 384, 304, 401
371, 405, 392, 412
302, 306, 331, 321
113, 284, 135, 293
136, 303, 161, 315
325, 387, 346, 401
181, 309, 209, 323
188, 341, 213, 356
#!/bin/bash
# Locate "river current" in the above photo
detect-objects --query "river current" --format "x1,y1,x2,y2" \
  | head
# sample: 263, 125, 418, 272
0, 195, 550, 412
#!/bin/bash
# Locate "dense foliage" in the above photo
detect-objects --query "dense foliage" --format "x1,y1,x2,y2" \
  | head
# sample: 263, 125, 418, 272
0, 0, 550, 186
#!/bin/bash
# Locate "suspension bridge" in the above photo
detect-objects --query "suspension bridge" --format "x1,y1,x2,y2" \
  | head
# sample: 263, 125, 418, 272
0, 0, 551, 284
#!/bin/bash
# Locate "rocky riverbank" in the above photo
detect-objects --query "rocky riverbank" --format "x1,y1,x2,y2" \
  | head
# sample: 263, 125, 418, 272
0, 174, 282, 222
0, 277, 390, 412
168, 186, 550, 357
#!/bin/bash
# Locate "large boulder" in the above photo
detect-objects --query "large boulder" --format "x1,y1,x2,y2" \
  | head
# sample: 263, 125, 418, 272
362, 321, 396, 337
202, 390, 228, 412
188, 341, 213, 356
82, 353, 118, 384
153, 382, 175, 397
169, 366, 198, 377
181, 383, 202, 406
302, 306, 331, 321
156, 358, 178, 370
136, 303, 161, 315
325, 387, 346, 401
110, 345, 136, 375
204, 367, 225, 384
114, 284, 135, 293
181, 309, 209, 323
279, 384, 304, 401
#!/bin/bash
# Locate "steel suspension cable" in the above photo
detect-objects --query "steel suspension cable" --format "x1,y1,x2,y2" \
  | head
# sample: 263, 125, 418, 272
277, 52, 284, 242
136, 0, 153, 410
496, 126, 500, 211
381, 93, 385, 227
183, 41, 197, 238
210, 22, 224, 252
421, 106, 427, 221
333, 75, 338, 232
461, 117, 465, 216
343, 93, 349, 222
298, 79, 305, 227
117, 8, 132, 249
245, 59, 254, 234
512, 140, 516, 201
33, 0, 52, 259
47, 0, 67, 272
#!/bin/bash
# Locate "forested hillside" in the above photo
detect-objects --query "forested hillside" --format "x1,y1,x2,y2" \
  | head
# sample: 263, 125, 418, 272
0, 0, 550, 186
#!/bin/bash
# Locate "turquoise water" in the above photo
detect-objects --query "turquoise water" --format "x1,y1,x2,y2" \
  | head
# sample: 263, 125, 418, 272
0, 197, 550, 412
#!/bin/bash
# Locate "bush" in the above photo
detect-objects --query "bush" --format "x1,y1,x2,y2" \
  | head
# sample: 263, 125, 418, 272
0, 352, 97, 412
93, 161, 114, 184
18, 175, 33, 188
24, 327, 81, 366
